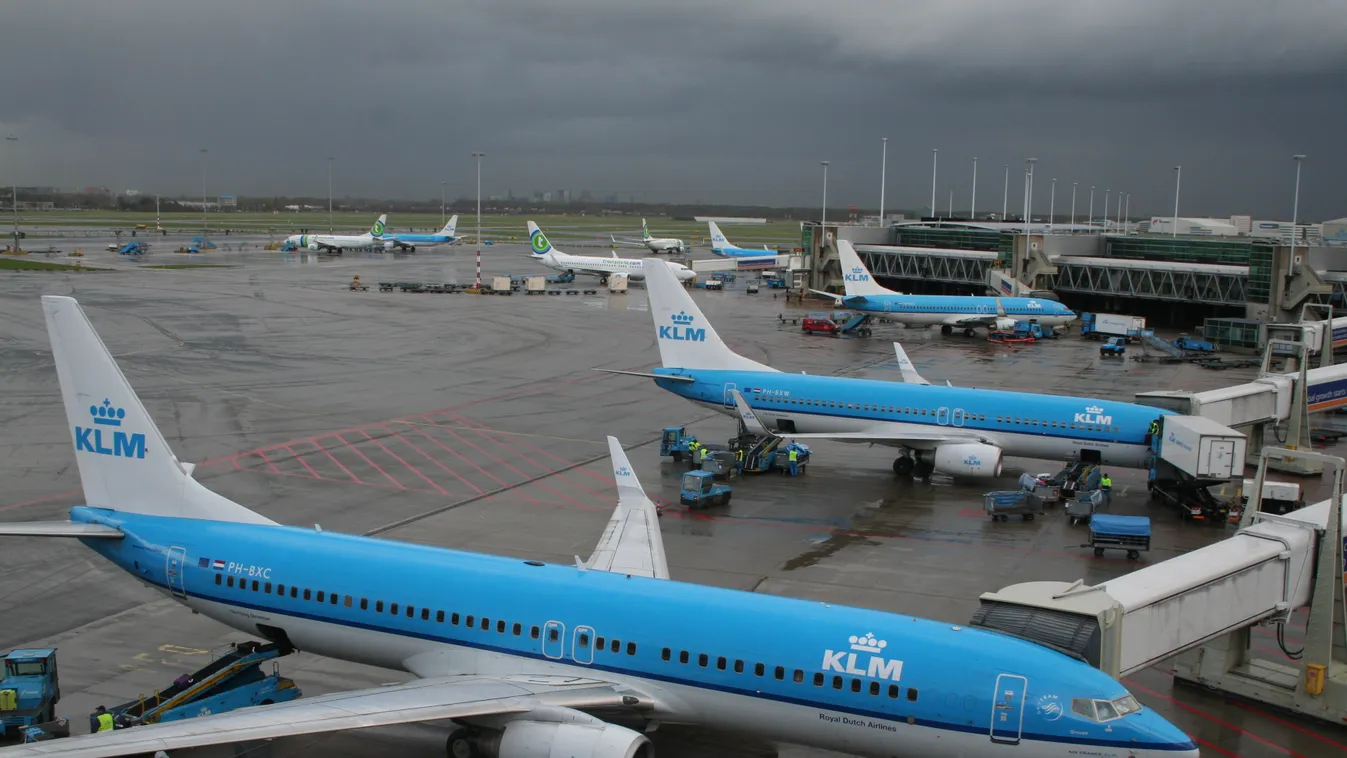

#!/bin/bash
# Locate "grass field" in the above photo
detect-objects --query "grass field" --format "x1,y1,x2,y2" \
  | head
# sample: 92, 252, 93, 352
9, 211, 805, 246
142, 263, 235, 269
0, 257, 101, 271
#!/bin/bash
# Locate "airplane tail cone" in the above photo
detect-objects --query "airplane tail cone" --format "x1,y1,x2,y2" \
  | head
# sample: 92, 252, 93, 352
42, 296, 275, 524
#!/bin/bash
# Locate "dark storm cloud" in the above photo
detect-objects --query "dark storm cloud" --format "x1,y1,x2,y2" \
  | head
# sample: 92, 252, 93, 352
1, 0, 1343, 218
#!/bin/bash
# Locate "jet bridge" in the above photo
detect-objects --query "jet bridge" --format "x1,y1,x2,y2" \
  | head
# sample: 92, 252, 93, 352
973, 447, 1347, 725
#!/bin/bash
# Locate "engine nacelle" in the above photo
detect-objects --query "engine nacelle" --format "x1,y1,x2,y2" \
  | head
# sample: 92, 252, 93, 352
994, 317, 1016, 331
485, 720, 652, 758
384, 240, 396, 250
307, 241, 320, 251
933, 442, 1003, 478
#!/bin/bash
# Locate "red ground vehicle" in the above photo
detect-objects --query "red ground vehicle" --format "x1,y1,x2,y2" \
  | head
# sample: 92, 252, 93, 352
801, 312, 841, 335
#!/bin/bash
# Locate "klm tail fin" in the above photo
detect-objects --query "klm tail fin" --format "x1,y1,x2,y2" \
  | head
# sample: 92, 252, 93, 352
42, 296, 276, 525
369, 214, 388, 238
643, 259, 777, 373
708, 221, 732, 253
527, 221, 555, 257
641, 218, 652, 241
442, 215, 458, 237
836, 240, 900, 297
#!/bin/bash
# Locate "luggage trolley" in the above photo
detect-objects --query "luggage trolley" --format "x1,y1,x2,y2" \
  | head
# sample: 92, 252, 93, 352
1084, 514, 1151, 560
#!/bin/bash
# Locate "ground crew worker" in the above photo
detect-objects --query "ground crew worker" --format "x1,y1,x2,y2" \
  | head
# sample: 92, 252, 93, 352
687, 440, 701, 468
1146, 418, 1161, 444
699, 446, 711, 469
736, 447, 744, 469
94, 706, 114, 733
1100, 473, 1113, 506
787, 446, 799, 476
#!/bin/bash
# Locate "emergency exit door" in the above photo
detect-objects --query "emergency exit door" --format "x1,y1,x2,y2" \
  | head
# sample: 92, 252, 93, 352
989, 673, 1028, 744
166, 546, 187, 599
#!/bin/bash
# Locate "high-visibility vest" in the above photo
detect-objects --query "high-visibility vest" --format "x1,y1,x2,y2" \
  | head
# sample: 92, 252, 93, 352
700, 448, 710, 460
736, 450, 744, 462
788, 449, 798, 462
97, 713, 114, 732
1101, 477, 1112, 488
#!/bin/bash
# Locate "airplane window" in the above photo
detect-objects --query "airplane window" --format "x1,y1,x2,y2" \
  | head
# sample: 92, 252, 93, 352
252, 580, 260, 592
406, 605, 415, 617
679, 651, 689, 664
531, 626, 540, 639
627, 642, 636, 655
361, 599, 369, 610
869, 682, 880, 696
1072, 699, 1096, 719
332, 594, 339, 606
452, 613, 460, 625
717, 656, 727, 671
239, 581, 247, 593
277, 584, 286, 595
773, 666, 785, 680
466, 615, 474, 626
888, 684, 899, 699
514, 623, 523, 636
851, 679, 862, 693
579, 633, 590, 647
734, 660, 744, 673
794, 670, 805, 684
1112, 695, 1142, 716
316, 590, 325, 602
436, 610, 445, 622
611, 639, 619, 653
597, 636, 606, 649
265, 582, 272, 593
303, 588, 311, 600
376, 600, 384, 612
907, 688, 919, 701
345, 596, 352, 608
421, 608, 430, 620
754, 663, 765, 676
549, 628, 560, 642
390, 603, 399, 615
480, 617, 489, 630
814, 673, 824, 686
289, 586, 297, 598
661, 648, 671, 661
1095, 700, 1120, 721
215, 574, 222, 586
832, 676, 843, 690
698, 654, 708, 667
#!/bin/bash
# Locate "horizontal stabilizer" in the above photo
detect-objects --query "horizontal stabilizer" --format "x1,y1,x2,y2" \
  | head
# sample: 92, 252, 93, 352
0, 521, 124, 539
595, 369, 696, 383
808, 289, 845, 304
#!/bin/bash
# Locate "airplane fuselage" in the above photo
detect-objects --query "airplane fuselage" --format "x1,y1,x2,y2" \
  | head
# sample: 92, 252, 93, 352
645, 237, 684, 253
535, 252, 694, 281
74, 507, 1194, 758
840, 295, 1076, 328
288, 233, 376, 251
653, 368, 1167, 469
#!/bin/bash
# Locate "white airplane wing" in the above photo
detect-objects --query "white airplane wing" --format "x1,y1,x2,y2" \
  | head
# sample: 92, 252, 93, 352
0, 675, 647, 758
609, 234, 645, 248
728, 391, 987, 449
585, 436, 670, 580
0, 522, 124, 538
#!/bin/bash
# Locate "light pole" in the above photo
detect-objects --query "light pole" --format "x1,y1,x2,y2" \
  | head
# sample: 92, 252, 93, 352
1103, 189, 1110, 231
472, 151, 486, 245
1115, 192, 1123, 232
5, 135, 17, 252
327, 156, 334, 234
1070, 182, 1077, 225
1088, 186, 1095, 227
970, 156, 978, 220
440, 180, 446, 227
878, 137, 887, 226
199, 148, 208, 237
948, 189, 953, 219
1291, 154, 1306, 262
1049, 178, 1056, 227
1002, 164, 1009, 220
1023, 158, 1037, 266
820, 160, 829, 250
930, 149, 938, 220
1124, 194, 1130, 234
1172, 165, 1181, 237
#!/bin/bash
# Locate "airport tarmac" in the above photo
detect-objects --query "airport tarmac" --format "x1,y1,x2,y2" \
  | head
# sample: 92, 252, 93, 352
2, 244, 1344, 757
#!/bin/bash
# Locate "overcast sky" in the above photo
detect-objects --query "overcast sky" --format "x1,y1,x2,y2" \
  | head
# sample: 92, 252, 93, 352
2, 1, 1343, 219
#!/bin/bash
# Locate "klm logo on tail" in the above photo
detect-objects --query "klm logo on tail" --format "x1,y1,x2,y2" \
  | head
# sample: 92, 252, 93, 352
843, 266, 870, 283
530, 230, 550, 255
821, 632, 904, 681
659, 311, 706, 343
75, 399, 147, 459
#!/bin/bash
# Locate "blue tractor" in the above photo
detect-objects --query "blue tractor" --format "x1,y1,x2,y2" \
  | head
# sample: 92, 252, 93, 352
659, 426, 699, 462
0, 649, 61, 740
680, 470, 732, 508
1100, 337, 1127, 358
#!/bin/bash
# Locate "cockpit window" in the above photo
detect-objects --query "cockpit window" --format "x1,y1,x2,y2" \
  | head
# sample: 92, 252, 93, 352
1072, 695, 1142, 723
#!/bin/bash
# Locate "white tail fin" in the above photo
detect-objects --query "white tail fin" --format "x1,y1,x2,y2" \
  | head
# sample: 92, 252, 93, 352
442, 215, 458, 237
527, 221, 555, 256
708, 221, 732, 253
369, 214, 388, 238
641, 218, 651, 241
836, 240, 900, 297
892, 342, 932, 385
643, 259, 777, 373
42, 296, 276, 525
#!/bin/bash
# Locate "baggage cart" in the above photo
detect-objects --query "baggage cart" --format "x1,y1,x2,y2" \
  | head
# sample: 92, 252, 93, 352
1065, 490, 1105, 526
983, 490, 1042, 522
1085, 514, 1151, 560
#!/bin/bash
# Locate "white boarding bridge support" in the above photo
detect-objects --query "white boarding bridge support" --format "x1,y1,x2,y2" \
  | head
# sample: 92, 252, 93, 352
970, 448, 1347, 726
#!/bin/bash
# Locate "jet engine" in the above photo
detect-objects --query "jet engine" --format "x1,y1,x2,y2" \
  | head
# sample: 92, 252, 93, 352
307, 241, 320, 251
933, 442, 1003, 478
384, 240, 396, 251
474, 720, 653, 758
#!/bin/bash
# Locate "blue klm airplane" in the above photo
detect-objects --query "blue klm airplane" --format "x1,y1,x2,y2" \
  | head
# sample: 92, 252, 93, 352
606, 260, 1169, 479
377, 215, 459, 251
708, 221, 778, 260
0, 296, 1195, 757
812, 240, 1077, 335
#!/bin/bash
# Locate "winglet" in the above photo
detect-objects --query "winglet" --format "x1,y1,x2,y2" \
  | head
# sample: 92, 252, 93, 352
607, 436, 648, 504
730, 390, 776, 438
892, 342, 932, 385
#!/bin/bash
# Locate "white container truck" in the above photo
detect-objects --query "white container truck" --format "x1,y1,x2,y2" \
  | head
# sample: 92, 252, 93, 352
608, 273, 629, 293
1157, 415, 1246, 480
1081, 312, 1147, 341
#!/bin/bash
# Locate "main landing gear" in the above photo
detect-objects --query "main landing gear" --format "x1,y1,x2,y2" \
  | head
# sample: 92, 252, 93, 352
893, 452, 934, 478
447, 728, 477, 758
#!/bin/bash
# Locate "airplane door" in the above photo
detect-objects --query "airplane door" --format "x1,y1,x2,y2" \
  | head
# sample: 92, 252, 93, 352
542, 620, 566, 660
723, 382, 737, 408
952, 408, 966, 427
572, 625, 595, 665
936, 407, 950, 425
989, 674, 1028, 744
166, 546, 187, 599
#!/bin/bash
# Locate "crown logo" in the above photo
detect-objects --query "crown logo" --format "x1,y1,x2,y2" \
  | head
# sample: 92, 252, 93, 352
616, 466, 631, 477
1085, 405, 1104, 414
670, 311, 694, 325
849, 632, 887, 654
851, 266, 864, 273
90, 399, 125, 427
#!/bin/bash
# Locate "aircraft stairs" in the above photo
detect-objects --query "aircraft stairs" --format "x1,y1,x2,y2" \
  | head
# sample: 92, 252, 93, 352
836, 312, 873, 336
973, 446, 1347, 725
1139, 331, 1183, 359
